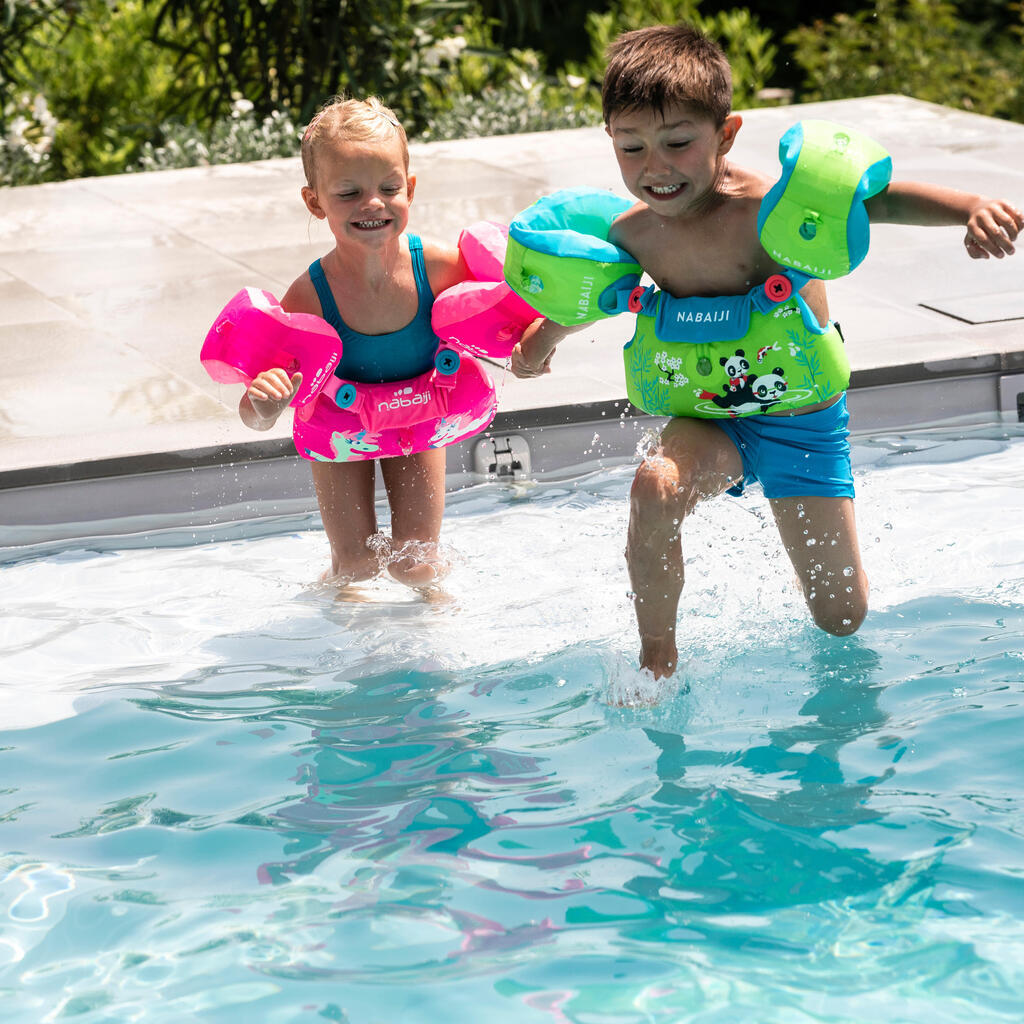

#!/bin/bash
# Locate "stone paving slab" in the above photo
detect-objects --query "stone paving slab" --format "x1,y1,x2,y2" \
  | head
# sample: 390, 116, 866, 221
1, 94, 1022, 481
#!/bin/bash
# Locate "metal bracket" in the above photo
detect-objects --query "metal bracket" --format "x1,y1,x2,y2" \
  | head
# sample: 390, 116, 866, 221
998, 374, 1024, 422
472, 435, 531, 480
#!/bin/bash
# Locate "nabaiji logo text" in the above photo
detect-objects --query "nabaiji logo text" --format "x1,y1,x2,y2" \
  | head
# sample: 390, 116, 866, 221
575, 275, 596, 319
378, 386, 431, 412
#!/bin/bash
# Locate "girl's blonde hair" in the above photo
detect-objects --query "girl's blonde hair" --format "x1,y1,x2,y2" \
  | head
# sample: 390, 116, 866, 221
301, 96, 409, 187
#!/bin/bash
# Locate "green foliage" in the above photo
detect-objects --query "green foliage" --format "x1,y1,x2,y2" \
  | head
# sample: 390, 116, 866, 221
134, 103, 302, 172
569, 0, 778, 112
1, 90, 56, 185
787, 0, 1024, 121
4, 0, 1024, 187
0, 0, 72, 101
144, 0, 469, 132
419, 76, 601, 141
24, 0, 185, 179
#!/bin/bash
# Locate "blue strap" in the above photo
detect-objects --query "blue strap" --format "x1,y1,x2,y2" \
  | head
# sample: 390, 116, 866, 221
308, 258, 345, 335
308, 235, 432, 340
629, 268, 827, 343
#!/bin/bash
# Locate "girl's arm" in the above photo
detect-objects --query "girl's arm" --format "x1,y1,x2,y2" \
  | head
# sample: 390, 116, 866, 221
238, 275, 318, 430
423, 242, 470, 294
866, 181, 1022, 260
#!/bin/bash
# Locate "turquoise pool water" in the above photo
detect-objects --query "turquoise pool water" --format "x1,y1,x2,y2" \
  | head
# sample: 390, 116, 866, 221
2, 425, 1024, 1022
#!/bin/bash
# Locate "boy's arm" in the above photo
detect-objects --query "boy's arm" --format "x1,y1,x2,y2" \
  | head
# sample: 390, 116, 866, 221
866, 181, 1022, 260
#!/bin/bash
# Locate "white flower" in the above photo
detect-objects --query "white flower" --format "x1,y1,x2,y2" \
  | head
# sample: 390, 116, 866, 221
422, 36, 467, 67
6, 117, 29, 147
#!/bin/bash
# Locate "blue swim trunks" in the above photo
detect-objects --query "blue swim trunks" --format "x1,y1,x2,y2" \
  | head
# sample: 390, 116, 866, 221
714, 394, 854, 500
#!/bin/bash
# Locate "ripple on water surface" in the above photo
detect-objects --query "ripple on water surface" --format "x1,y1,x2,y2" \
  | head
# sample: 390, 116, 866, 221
2, 427, 1024, 1022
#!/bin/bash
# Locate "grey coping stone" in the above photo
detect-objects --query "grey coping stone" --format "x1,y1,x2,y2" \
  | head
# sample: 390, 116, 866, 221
1, 93, 1022, 486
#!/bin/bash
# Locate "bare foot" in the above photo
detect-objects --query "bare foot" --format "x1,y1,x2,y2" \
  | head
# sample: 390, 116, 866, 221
605, 659, 670, 707
416, 584, 457, 608
639, 628, 678, 682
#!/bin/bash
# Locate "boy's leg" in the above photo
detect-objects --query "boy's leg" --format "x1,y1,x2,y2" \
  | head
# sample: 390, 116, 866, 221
627, 417, 743, 679
381, 446, 448, 588
769, 494, 868, 635
311, 460, 381, 582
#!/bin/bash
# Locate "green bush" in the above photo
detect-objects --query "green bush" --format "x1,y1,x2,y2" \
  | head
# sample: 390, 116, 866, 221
133, 103, 303, 172
788, 0, 1024, 121
3, 0, 187, 180
1, 90, 57, 186
419, 79, 601, 141
4, 0, 1023, 187
569, 0, 778, 113
143, 0, 467, 133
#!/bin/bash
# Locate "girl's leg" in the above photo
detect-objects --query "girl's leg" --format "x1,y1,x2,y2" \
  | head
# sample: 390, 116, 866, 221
769, 495, 869, 635
627, 418, 743, 680
380, 446, 448, 589
311, 460, 381, 582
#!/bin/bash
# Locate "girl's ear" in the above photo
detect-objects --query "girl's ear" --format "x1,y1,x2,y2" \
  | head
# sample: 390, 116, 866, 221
302, 185, 325, 219
407, 173, 417, 205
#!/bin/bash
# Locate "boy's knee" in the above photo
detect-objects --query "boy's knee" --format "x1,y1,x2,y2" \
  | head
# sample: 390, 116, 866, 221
631, 458, 693, 521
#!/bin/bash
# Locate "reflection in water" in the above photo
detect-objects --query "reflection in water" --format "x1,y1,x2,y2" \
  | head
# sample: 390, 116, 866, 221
167, 629, 907, 1004
3, 588, 1022, 1018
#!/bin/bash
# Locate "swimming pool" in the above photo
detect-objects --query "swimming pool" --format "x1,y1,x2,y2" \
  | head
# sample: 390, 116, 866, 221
3, 424, 1024, 1022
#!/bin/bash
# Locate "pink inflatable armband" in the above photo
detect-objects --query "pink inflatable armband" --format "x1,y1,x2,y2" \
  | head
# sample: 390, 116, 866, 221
431, 222, 541, 361
201, 287, 342, 407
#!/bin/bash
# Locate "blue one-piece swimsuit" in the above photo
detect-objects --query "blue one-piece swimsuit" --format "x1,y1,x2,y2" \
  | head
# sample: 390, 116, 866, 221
308, 234, 439, 384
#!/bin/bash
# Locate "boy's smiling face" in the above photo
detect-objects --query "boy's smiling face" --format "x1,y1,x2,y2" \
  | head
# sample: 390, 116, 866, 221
606, 103, 741, 216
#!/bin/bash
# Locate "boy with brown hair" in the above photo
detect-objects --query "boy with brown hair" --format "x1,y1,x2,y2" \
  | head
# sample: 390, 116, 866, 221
511, 23, 1021, 682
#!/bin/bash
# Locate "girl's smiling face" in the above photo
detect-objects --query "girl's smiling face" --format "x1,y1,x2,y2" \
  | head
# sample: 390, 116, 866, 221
302, 134, 415, 246
606, 103, 740, 215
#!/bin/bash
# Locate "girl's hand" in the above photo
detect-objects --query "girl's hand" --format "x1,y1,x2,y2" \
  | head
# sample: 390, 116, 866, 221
241, 369, 302, 430
964, 198, 1023, 259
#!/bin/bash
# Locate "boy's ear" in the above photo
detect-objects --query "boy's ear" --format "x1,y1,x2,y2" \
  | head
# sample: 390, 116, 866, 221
718, 114, 743, 155
302, 185, 325, 219
407, 173, 416, 204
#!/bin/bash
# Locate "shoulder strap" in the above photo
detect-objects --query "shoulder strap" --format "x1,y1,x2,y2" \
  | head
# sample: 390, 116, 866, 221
406, 235, 434, 319
308, 259, 347, 335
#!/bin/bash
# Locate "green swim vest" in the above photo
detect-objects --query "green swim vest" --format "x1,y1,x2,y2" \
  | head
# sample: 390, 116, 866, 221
624, 293, 850, 418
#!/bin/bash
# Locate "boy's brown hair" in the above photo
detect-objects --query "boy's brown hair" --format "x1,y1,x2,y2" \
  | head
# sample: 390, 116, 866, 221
602, 24, 733, 127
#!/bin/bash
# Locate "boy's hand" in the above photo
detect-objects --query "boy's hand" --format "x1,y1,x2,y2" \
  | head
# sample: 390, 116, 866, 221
964, 198, 1023, 259
242, 369, 302, 430
510, 318, 557, 378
